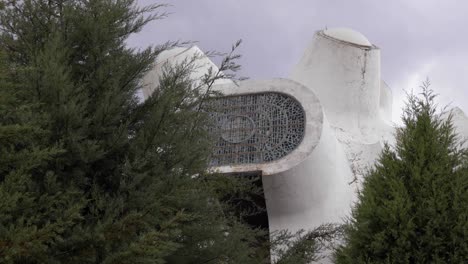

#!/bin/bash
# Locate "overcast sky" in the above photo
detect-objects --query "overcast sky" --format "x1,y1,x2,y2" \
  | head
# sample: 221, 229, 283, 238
130, 0, 468, 123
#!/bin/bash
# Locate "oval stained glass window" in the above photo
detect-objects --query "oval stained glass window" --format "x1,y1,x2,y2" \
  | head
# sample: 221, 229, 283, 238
208, 92, 306, 166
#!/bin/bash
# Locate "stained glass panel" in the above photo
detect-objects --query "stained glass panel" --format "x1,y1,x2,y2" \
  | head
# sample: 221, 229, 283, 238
208, 92, 305, 166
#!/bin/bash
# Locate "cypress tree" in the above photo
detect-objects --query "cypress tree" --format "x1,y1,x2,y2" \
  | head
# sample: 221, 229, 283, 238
335, 82, 468, 263
0, 1, 343, 262
0, 1, 269, 263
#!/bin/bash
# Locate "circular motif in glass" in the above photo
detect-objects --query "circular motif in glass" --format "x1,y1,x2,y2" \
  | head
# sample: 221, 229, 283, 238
208, 92, 305, 166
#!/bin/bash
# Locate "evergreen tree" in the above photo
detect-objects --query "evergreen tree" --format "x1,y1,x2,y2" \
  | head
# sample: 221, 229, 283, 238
0, 1, 270, 263
271, 224, 343, 264
0, 1, 341, 263
335, 82, 468, 263
0, 42, 85, 263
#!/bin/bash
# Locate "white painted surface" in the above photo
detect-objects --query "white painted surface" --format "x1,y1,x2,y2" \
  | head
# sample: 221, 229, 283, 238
289, 29, 396, 201
291, 29, 381, 135
263, 112, 355, 231
264, 115, 355, 264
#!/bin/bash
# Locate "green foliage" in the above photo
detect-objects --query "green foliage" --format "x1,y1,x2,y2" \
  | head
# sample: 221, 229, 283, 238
0, 0, 272, 263
335, 82, 468, 263
0, 45, 84, 263
0, 1, 335, 263
272, 224, 343, 264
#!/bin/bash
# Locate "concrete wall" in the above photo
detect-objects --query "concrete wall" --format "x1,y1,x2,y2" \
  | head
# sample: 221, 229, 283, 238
141, 46, 230, 101
263, 113, 354, 233
290, 29, 381, 134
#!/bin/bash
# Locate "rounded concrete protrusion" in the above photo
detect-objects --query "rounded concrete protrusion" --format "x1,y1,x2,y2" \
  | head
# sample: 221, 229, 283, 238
323, 27, 372, 47
211, 78, 324, 176
290, 28, 381, 133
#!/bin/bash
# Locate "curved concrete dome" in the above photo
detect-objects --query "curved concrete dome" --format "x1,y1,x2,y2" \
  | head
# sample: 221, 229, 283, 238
323, 27, 371, 46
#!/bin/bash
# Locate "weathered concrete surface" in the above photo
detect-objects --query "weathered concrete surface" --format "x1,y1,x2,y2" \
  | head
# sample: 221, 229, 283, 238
291, 30, 381, 135
291, 29, 395, 200
380, 80, 393, 123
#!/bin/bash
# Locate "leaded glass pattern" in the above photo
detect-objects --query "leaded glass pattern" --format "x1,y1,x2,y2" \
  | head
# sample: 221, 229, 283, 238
208, 92, 305, 166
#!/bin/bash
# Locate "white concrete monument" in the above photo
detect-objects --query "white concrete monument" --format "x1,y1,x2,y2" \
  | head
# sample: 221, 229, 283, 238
142, 28, 468, 263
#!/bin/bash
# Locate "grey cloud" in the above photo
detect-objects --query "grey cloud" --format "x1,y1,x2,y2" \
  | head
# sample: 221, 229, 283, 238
131, 0, 468, 121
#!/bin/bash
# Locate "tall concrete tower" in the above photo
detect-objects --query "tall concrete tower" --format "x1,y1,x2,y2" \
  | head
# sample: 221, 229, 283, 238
291, 28, 382, 133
